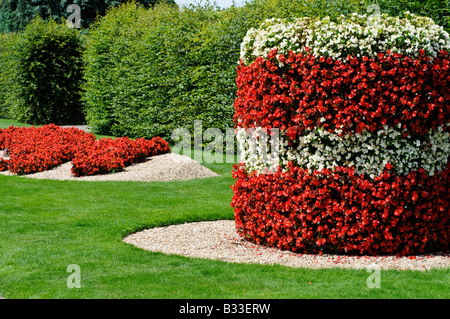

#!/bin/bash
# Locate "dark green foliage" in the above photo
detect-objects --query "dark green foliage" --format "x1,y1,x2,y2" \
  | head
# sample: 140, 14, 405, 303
241, 0, 449, 30
0, 0, 176, 32
7, 17, 85, 125
0, 32, 20, 119
368, 0, 449, 32
83, 2, 239, 142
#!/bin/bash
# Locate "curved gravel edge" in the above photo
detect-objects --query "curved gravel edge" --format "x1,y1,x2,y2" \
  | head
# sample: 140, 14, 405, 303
0, 153, 218, 182
123, 220, 450, 271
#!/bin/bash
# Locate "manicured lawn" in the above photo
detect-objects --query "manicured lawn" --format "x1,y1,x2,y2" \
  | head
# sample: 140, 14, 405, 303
0, 118, 33, 129
0, 119, 448, 299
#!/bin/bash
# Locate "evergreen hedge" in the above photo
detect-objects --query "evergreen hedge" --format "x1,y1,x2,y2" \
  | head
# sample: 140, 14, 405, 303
3, 17, 85, 125
83, 2, 245, 142
0, 32, 20, 119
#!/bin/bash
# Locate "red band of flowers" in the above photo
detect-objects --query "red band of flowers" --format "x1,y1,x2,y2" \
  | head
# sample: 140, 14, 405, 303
234, 49, 449, 138
232, 163, 449, 256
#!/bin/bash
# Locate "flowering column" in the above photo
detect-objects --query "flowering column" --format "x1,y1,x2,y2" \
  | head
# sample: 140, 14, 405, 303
231, 12, 450, 256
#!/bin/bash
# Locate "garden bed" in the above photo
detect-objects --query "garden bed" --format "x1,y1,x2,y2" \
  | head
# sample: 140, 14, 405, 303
0, 124, 219, 182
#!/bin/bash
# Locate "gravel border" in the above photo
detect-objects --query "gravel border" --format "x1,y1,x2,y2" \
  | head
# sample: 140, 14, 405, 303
0, 153, 218, 182
123, 220, 450, 271
60, 125, 92, 132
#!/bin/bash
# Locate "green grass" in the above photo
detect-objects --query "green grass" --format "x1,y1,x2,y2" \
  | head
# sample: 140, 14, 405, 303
0, 118, 33, 129
0, 119, 449, 299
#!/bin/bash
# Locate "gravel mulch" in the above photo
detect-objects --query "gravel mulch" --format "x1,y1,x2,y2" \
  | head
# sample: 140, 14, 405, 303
60, 125, 92, 132
0, 153, 219, 182
123, 220, 450, 271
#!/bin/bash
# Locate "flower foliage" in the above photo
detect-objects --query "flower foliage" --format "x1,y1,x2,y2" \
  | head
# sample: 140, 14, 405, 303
232, 163, 449, 256
0, 124, 96, 175
0, 157, 9, 172
0, 124, 170, 176
237, 125, 449, 178
234, 49, 449, 137
71, 136, 170, 176
232, 13, 450, 256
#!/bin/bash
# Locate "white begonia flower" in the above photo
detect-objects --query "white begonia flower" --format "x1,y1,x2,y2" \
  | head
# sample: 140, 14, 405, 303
240, 12, 450, 66
236, 126, 449, 179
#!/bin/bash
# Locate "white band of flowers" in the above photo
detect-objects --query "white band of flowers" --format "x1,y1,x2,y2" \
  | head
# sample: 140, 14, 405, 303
240, 12, 450, 65
236, 125, 449, 178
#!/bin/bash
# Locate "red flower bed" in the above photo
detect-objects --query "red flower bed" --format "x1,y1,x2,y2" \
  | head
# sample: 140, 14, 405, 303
0, 158, 9, 172
0, 124, 96, 174
71, 136, 170, 176
232, 163, 449, 256
0, 125, 170, 176
234, 49, 449, 138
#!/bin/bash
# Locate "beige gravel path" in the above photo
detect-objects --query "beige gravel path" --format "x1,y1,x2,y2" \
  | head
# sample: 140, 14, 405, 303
123, 220, 450, 271
0, 153, 218, 182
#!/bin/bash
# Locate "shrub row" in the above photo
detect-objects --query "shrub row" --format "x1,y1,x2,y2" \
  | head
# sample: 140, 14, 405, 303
0, 32, 19, 119
82, 2, 242, 143
0, 17, 84, 125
